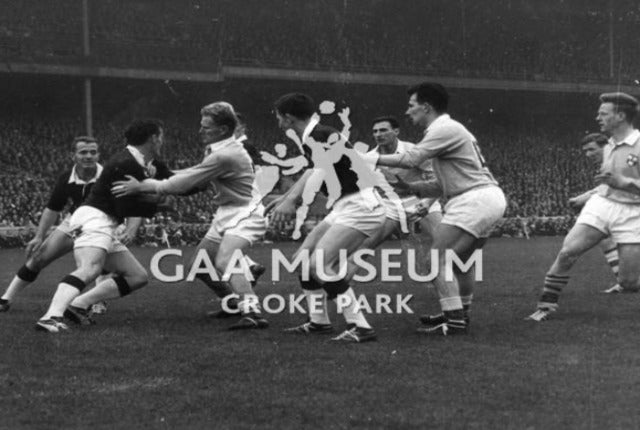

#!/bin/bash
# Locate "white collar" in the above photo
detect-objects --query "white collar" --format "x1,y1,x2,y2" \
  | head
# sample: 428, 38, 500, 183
68, 163, 103, 184
236, 134, 248, 143
204, 136, 237, 156
612, 129, 640, 146
301, 117, 320, 145
126, 145, 152, 168
425, 114, 451, 134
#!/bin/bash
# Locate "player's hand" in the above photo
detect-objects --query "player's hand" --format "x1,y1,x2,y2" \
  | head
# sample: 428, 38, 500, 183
394, 175, 413, 193
118, 229, 135, 246
112, 175, 141, 197
25, 235, 44, 258
270, 197, 297, 223
595, 171, 627, 189
264, 195, 284, 215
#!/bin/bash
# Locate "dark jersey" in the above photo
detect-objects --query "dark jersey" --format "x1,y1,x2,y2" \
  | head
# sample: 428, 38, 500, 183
303, 123, 361, 199
46, 165, 102, 213
241, 138, 263, 167
83, 149, 173, 223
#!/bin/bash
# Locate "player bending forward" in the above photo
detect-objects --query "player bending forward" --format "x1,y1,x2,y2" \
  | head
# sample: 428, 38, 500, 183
1, 136, 140, 314
36, 119, 173, 332
113, 102, 269, 330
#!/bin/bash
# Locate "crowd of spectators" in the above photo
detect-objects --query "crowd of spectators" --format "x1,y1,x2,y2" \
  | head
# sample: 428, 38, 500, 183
0, 109, 598, 239
2, 0, 640, 83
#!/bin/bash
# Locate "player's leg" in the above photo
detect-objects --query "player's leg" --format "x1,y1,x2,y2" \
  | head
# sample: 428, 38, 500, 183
599, 236, 622, 293
189, 237, 232, 299
66, 248, 148, 324
344, 217, 397, 281
1, 229, 73, 310
309, 222, 378, 342
616, 244, 640, 292
36, 246, 106, 332
419, 188, 505, 335
526, 223, 605, 321
285, 220, 334, 332
417, 223, 478, 334
214, 233, 268, 330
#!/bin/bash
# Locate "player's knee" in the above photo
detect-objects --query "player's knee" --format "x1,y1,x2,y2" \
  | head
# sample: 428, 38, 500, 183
556, 247, 580, 267
128, 269, 148, 289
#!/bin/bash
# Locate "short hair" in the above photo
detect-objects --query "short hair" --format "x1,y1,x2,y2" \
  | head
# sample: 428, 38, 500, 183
372, 116, 400, 129
124, 119, 164, 146
580, 133, 608, 147
407, 82, 449, 113
599, 92, 639, 122
274, 93, 315, 120
71, 135, 97, 152
201, 101, 238, 134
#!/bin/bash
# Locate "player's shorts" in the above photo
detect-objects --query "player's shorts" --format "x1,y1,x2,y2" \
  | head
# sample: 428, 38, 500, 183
576, 193, 640, 243
55, 215, 73, 235
442, 185, 506, 238
324, 191, 386, 237
67, 206, 128, 253
382, 196, 441, 223
205, 203, 267, 245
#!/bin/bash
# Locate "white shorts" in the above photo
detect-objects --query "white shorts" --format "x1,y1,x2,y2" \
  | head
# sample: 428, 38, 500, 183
324, 191, 386, 237
442, 185, 506, 238
577, 194, 640, 243
382, 196, 441, 223
67, 206, 128, 253
205, 203, 267, 245
55, 215, 73, 235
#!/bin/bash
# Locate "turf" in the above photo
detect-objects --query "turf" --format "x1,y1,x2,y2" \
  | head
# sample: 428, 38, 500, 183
1, 237, 639, 429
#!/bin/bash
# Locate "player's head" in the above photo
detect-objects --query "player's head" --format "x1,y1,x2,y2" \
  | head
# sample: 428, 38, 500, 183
71, 136, 99, 170
597, 92, 639, 133
274, 93, 315, 130
124, 119, 164, 157
580, 133, 608, 164
406, 82, 448, 127
200, 101, 238, 145
372, 116, 400, 148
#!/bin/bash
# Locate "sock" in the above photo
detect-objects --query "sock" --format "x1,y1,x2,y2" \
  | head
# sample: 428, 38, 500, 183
439, 296, 463, 312
603, 246, 619, 277
461, 295, 473, 315
3, 277, 30, 302
71, 278, 120, 309
338, 287, 371, 329
303, 288, 330, 325
43, 283, 82, 319
2, 265, 40, 302
540, 273, 569, 306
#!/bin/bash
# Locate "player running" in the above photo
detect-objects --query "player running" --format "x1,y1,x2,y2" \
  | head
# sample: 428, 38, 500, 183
568, 133, 622, 294
528, 92, 640, 321
0, 137, 140, 313
36, 119, 173, 332
269, 93, 386, 343
372, 82, 506, 335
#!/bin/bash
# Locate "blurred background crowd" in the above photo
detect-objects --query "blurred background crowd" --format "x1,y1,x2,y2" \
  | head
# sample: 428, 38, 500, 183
0, 0, 632, 245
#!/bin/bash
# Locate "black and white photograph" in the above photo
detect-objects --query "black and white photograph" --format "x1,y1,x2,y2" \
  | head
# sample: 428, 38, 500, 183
1, 1, 640, 428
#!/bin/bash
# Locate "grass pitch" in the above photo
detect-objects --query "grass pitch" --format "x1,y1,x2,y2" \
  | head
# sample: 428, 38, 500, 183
1, 237, 639, 429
